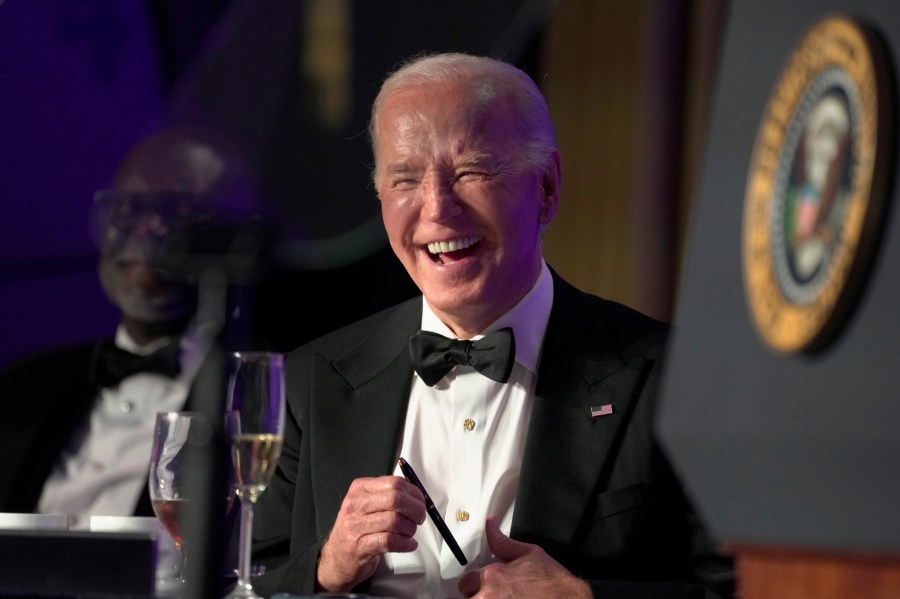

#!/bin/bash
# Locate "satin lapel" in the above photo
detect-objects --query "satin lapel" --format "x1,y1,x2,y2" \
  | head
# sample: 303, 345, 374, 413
512, 277, 649, 547
310, 302, 420, 531
6, 343, 100, 511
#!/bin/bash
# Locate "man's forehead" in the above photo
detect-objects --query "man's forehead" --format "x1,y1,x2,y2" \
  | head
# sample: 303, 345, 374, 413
379, 105, 503, 156
122, 149, 224, 192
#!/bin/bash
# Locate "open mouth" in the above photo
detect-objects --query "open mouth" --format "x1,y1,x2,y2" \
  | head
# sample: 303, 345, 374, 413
426, 236, 482, 264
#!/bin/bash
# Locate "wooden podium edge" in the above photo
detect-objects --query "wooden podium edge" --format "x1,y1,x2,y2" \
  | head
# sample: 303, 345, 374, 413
727, 542, 900, 599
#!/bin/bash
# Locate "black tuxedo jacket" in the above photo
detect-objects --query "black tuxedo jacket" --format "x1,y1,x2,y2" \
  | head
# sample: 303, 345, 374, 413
0, 340, 196, 516
253, 271, 733, 598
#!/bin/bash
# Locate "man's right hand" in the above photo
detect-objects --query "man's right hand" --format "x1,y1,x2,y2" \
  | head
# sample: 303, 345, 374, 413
315, 475, 427, 592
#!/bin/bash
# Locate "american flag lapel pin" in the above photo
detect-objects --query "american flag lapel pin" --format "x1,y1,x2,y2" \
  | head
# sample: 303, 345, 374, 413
590, 403, 614, 419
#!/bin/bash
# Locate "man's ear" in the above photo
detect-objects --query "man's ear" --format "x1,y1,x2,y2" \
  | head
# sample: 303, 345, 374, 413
538, 148, 562, 225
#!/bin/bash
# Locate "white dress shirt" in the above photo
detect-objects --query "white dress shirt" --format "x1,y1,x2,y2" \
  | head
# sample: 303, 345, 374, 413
37, 322, 214, 529
370, 261, 554, 599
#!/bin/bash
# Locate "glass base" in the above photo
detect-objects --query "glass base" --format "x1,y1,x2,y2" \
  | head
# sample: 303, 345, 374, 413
224, 579, 262, 599
155, 576, 186, 598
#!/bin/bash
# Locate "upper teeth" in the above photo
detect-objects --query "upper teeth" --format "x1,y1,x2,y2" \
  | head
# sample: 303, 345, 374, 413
428, 237, 479, 254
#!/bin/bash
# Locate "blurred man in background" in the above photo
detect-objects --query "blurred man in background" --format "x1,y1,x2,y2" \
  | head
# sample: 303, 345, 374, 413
0, 124, 259, 529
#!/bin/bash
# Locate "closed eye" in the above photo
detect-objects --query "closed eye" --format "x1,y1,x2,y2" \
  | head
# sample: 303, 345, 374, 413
387, 174, 421, 190
455, 153, 499, 182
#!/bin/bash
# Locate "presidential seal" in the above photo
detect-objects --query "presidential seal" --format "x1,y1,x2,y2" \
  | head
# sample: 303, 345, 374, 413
742, 14, 895, 353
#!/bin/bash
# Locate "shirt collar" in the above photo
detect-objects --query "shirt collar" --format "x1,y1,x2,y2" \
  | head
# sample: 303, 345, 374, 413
420, 259, 553, 374
114, 325, 174, 355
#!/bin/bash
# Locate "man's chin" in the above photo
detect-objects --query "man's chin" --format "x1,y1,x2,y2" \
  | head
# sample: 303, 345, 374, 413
118, 295, 195, 325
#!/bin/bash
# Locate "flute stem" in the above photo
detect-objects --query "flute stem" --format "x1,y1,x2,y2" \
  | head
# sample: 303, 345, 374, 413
227, 497, 260, 598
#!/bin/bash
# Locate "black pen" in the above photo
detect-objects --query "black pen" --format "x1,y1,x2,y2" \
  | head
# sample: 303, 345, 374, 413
397, 457, 468, 565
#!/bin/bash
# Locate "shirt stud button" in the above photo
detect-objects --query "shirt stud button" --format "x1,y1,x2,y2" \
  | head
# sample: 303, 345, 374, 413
120, 400, 134, 413
456, 510, 470, 522
463, 418, 476, 431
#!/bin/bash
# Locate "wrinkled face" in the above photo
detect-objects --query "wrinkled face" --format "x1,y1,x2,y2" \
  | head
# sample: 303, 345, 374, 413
375, 80, 559, 336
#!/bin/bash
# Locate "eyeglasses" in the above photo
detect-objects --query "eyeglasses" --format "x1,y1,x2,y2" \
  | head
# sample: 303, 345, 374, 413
93, 189, 218, 233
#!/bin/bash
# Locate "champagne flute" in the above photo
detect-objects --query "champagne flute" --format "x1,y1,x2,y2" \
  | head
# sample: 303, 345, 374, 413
224, 352, 285, 599
148, 411, 203, 588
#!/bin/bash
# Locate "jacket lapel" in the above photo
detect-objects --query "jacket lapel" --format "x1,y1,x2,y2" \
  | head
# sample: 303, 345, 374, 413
310, 300, 421, 531
512, 276, 649, 547
10, 343, 100, 511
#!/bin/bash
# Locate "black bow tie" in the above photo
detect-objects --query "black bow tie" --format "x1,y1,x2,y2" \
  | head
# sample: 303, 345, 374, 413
91, 340, 181, 388
409, 327, 516, 387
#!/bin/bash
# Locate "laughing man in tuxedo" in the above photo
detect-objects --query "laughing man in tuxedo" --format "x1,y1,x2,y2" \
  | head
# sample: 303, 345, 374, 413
252, 53, 733, 598
0, 125, 257, 528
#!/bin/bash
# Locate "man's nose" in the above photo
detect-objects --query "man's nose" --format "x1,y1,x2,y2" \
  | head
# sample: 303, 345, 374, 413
130, 211, 170, 237
422, 177, 463, 222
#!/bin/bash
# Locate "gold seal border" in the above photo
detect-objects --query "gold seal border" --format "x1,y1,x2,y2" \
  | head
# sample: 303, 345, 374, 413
742, 14, 893, 354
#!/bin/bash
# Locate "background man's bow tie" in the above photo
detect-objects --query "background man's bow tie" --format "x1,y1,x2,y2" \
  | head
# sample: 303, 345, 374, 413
409, 327, 516, 387
91, 340, 181, 388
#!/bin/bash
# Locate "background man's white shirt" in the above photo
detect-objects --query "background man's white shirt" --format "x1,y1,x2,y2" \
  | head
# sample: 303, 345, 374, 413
37, 323, 213, 528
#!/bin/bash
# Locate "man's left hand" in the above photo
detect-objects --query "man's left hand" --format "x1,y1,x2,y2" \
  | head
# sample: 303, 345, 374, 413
457, 516, 592, 599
